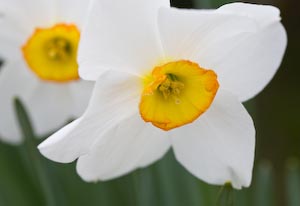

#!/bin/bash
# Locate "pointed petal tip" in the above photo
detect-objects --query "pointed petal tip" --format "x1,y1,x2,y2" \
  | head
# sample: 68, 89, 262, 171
227, 166, 253, 189
37, 139, 67, 163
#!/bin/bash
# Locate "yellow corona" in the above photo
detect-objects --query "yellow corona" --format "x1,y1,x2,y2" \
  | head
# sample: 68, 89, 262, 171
22, 24, 80, 82
140, 60, 219, 130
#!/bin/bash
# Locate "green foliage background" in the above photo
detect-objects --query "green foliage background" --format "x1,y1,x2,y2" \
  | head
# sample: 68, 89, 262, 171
0, 0, 299, 205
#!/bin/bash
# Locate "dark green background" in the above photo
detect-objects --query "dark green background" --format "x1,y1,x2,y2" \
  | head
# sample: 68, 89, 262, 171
0, 0, 299, 205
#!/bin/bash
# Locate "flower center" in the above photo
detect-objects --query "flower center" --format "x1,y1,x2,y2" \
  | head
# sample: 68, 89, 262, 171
22, 24, 80, 82
45, 37, 72, 61
158, 73, 185, 104
139, 60, 219, 131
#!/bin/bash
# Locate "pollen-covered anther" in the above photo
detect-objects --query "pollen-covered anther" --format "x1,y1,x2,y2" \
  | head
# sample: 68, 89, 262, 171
158, 74, 185, 104
139, 60, 219, 131
46, 37, 72, 61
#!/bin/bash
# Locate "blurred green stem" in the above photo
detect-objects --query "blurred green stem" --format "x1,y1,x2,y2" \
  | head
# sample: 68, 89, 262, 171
216, 183, 234, 206
14, 98, 56, 206
132, 171, 140, 206
254, 161, 274, 206
286, 159, 300, 206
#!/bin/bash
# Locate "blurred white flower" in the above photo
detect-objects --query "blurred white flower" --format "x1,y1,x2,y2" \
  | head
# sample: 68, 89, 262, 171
39, 1, 287, 189
0, 0, 93, 144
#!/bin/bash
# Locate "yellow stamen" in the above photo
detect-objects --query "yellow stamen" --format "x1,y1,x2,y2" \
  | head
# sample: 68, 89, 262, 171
22, 24, 80, 83
158, 74, 185, 104
45, 37, 71, 61
139, 60, 219, 131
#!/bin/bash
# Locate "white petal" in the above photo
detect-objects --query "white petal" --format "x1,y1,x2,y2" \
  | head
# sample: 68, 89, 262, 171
0, 19, 23, 60
68, 80, 94, 117
0, 0, 56, 60
78, 0, 170, 80
158, 7, 257, 61
38, 70, 141, 163
171, 90, 255, 189
0, 7, 28, 60
218, 3, 280, 27
211, 3, 287, 101
76, 113, 170, 182
0, 61, 39, 144
158, 5, 287, 101
54, 0, 92, 28
0, 61, 83, 142
206, 22, 287, 101
24, 82, 75, 137
0, 0, 56, 32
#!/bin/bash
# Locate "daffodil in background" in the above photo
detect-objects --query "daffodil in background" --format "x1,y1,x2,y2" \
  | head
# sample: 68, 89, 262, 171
39, 0, 287, 189
0, 0, 93, 144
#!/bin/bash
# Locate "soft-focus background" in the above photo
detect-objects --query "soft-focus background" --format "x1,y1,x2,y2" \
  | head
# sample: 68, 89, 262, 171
0, 0, 299, 205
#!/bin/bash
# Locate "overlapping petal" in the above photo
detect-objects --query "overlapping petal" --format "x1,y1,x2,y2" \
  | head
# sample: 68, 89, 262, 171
157, 7, 257, 60
158, 3, 287, 101
171, 90, 255, 189
78, 0, 170, 80
206, 22, 286, 101
77, 113, 170, 181
38, 71, 141, 163
218, 3, 280, 27
68, 80, 94, 117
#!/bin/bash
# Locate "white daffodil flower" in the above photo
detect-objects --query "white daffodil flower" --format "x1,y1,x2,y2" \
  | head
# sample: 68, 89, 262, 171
0, 0, 94, 144
39, 1, 287, 189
